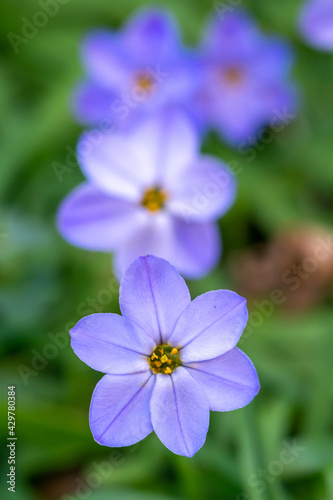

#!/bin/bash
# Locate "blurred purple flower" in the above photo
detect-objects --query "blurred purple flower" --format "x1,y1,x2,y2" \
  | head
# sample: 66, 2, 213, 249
73, 7, 199, 128
194, 10, 297, 145
70, 255, 259, 457
299, 0, 333, 50
57, 113, 236, 279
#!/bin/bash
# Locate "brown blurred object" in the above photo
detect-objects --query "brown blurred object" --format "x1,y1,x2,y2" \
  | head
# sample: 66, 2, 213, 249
33, 468, 81, 500
230, 226, 333, 312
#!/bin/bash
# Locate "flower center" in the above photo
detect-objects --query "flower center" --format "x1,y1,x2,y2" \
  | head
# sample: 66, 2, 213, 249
148, 344, 181, 375
141, 187, 168, 212
221, 66, 244, 86
135, 72, 155, 93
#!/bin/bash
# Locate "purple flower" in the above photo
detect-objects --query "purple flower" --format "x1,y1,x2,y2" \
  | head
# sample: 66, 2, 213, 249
70, 255, 259, 457
57, 113, 236, 279
73, 7, 199, 128
194, 10, 297, 145
299, 0, 333, 51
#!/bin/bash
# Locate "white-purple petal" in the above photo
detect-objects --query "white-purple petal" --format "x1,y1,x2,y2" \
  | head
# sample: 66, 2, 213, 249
70, 313, 155, 374
150, 367, 210, 457
168, 155, 237, 222
113, 214, 221, 280
185, 347, 259, 411
113, 212, 174, 279
119, 255, 191, 345
169, 290, 248, 363
129, 112, 199, 187
90, 372, 154, 447
77, 135, 143, 203
57, 183, 148, 251
76, 131, 150, 201
76, 113, 198, 202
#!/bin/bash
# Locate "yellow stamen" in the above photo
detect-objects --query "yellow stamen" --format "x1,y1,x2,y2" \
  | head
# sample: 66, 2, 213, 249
135, 73, 155, 93
222, 66, 244, 86
148, 343, 182, 375
141, 187, 168, 213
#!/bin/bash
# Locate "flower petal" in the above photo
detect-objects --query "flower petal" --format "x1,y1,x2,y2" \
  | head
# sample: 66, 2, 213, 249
77, 131, 147, 201
77, 113, 198, 201
201, 81, 270, 145
159, 112, 199, 187
168, 290, 248, 363
168, 155, 237, 222
81, 30, 128, 89
57, 183, 148, 251
72, 82, 115, 125
170, 219, 221, 278
112, 212, 174, 278
202, 11, 260, 58
70, 313, 155, 374
128, 112, 199, 187
114, 214, 221, 279
119, 255, 191, 345
123, 8, 180, 64
90, 372, 155, 447
185, 347, 259, 411
150, 367, 209, 457
255, 38, 294, 80
299, 0, 333, 51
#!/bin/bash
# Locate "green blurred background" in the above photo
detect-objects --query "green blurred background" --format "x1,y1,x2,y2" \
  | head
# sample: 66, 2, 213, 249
1, 0, 333, 499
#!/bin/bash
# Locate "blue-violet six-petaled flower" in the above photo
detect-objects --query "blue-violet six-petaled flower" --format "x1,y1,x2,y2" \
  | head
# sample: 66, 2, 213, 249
57, 113, 236, 279
72, 7, 199, 127
193, 9, 297, 145
70, 255, 259, 457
